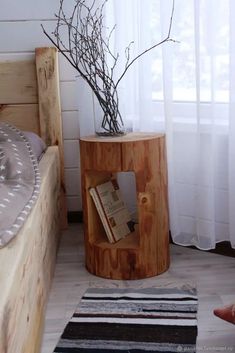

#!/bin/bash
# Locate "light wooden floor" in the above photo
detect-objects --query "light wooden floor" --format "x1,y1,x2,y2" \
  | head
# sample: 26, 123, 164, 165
41, 224, 235, 353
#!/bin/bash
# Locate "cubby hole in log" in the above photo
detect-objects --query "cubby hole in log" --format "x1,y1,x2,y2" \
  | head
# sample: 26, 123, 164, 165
85, 170, 140, 249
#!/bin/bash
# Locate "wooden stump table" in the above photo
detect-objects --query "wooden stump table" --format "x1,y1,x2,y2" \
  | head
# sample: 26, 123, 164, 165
80, 133, 170, 280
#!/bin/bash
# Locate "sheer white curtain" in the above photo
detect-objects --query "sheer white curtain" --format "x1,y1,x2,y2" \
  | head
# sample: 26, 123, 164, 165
79, 0, 235, 249
162, 0, 235, 250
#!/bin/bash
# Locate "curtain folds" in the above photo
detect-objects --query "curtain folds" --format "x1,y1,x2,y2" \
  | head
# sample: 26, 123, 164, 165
109, 0, 235, 250
79, 0, 235, 250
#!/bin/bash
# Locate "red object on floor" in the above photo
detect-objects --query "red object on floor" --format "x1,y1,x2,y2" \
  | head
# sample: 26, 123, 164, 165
214, 304, 235, 324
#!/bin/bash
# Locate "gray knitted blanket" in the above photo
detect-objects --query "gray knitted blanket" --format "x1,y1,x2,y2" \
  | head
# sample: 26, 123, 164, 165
0, 123, 40, 247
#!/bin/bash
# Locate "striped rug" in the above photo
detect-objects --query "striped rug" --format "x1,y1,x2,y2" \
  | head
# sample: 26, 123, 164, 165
53, 286, 198, 353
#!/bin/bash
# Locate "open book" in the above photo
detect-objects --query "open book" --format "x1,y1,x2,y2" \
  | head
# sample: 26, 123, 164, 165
89, 179, 134, 243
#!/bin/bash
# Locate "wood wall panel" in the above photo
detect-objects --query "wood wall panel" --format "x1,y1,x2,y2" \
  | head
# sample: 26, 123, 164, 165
0, 0, 75, 21
60, 81, 78, 111
0, 2, 81, 211
0, 21, 54, 52
0, 0, 58, 20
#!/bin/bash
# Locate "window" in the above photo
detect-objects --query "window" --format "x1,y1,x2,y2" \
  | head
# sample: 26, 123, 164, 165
151, 0, 230, 104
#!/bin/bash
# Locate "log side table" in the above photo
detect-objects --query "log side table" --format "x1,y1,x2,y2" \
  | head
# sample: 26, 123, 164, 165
79, 132, 170, 280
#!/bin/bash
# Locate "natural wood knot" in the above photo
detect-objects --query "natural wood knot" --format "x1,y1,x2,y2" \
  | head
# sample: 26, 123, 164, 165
141, 197, 148, 204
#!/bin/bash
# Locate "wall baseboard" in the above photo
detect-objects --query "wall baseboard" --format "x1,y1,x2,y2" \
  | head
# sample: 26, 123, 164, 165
68, 211, 83, 223
170, 231, 235, 257
209, 242, 235, 258
68, 221, 235, 257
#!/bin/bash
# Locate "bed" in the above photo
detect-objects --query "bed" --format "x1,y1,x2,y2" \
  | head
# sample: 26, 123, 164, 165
0, 47, 67, 353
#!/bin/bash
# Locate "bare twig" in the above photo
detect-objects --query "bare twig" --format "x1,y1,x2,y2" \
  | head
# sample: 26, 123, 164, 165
115, 0, 175, 88
42, 0, 175, 135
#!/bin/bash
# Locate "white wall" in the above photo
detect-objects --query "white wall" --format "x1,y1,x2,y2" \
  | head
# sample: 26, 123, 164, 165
0, 0, 82, 211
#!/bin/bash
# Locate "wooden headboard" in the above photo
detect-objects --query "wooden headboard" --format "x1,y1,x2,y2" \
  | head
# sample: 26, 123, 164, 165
0, 47, 67, 226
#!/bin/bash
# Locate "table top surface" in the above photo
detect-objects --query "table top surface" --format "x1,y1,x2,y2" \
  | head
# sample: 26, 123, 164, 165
80, 132, 165, 143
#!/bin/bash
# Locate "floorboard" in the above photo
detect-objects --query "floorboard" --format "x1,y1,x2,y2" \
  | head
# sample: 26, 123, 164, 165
41, 224, 235, 353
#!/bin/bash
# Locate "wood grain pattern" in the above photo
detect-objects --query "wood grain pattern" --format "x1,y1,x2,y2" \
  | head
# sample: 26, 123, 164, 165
0, 47, 66, 353
0, 60, 38, 104
0, 48, 67, 227
80, 133, 169, 279
0, 104, 40, 134
0, 147, 61, 353
35, 47, 67, 229
0, 58, 40, 135
0, 48, 66, 227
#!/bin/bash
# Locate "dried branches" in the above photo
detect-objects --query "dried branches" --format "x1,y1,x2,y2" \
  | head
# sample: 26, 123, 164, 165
42, 0, 175, 135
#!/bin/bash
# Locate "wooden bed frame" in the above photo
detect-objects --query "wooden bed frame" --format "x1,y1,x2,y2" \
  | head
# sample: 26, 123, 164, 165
0, 48, 67, 353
